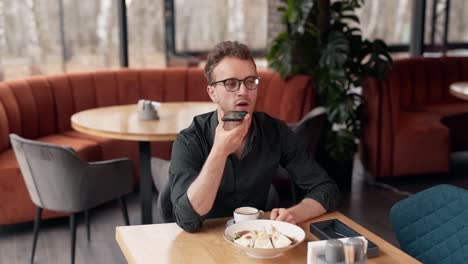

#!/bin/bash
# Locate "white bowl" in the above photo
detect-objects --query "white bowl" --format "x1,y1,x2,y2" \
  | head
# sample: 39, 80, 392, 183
224, 219, 305, 258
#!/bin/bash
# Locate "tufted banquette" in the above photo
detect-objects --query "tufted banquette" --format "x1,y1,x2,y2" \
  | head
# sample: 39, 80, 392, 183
362, 56, 468, 178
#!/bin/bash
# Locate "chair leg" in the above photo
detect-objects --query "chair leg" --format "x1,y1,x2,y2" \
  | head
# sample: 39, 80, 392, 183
31, 207, 43, 264
85, 210, 90, 241
70, 213, 77, 264
119, 197, 130, 225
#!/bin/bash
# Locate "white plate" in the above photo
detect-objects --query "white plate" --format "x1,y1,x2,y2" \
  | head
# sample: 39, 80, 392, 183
224, 219, 305, 259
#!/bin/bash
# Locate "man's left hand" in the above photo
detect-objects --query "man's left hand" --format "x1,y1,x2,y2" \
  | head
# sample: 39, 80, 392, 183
270, 208, 296, 224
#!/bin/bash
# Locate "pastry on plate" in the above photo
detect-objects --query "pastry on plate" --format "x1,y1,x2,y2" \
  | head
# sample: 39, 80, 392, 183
253, 229, 274, 249
271, 225, 292, 248
234, 231, 257, 247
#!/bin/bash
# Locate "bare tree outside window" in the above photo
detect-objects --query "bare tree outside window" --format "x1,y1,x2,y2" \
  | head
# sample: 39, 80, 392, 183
96, 0, 114, 68
0, 0, 5, 80
356, 0, 411, 45
25, 0, 42, 75
2, 0, 50, 80
358, 0, 467, 55
174, 0, 267, 52
227, 0, 246, 44
448, 0, 468, 42
127, 0, 165, 68
62, 0, 119, 73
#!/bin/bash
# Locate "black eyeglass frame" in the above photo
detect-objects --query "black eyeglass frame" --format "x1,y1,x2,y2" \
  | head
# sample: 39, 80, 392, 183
209, 76, 261, 92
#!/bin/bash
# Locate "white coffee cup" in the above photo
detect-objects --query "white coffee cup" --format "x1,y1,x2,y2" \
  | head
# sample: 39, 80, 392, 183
234, 207, 264, 223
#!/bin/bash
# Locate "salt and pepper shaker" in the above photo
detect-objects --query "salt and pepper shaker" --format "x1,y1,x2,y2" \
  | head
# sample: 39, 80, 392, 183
314, 238, 367, 264
344, 237, 366, 264
144, 100, 154, 111
317, 239, 345, 264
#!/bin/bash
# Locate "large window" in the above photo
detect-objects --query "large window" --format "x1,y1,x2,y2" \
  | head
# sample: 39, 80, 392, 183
173, 0, 268, 53
357, 0, 468, 56
423, 0, 468, 54
0, 0, 120, 81
2, 0, 466, 82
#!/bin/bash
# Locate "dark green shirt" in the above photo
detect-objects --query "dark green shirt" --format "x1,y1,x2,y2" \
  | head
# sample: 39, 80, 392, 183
169, 111, 339, 232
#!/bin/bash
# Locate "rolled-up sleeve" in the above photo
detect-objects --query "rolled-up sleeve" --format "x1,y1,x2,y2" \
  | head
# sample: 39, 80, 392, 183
169, 134, 205, 232
279, 122, 340, 211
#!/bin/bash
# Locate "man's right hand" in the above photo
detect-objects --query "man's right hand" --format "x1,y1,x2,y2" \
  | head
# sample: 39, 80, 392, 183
212, 113, 251, 157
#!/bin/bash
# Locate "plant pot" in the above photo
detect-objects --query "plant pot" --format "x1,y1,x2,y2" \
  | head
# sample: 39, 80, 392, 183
316, 151, 353, 193
323, 158, 353, 193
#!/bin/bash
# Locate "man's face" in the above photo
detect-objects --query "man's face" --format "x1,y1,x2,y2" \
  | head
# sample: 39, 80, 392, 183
207, 57, 258, 117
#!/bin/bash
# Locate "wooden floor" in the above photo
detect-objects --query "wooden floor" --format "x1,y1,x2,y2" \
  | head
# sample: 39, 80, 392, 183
0, 194, 147, 264
339, 151, 468, 246
1, 153, 468, 263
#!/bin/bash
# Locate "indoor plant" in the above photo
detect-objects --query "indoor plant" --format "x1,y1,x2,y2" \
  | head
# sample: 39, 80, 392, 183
267, 0, 393, 190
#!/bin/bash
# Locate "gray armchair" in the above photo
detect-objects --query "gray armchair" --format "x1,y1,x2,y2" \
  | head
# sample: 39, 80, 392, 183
9, 134, 133, 264
151, 158, 173, 223
290, 107, 327, 156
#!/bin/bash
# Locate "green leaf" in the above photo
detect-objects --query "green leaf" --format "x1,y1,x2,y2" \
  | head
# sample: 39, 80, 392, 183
340, 14, 360, 24
360, 39, 393, 79
319, 31, 349, 69
305, 21, 320, 37
345, 27, 361, 35
267, 32, 294, 78
293, 0, 315, 34
326, 130, 356, 162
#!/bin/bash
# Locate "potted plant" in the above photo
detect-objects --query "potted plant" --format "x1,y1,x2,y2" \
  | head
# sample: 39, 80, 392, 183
267, 0, 392, 191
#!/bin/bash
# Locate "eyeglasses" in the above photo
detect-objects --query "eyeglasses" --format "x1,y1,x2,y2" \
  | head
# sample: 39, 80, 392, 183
210, 76, 260, 92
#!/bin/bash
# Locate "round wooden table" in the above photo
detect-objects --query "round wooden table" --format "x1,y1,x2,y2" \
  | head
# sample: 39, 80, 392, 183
71, 102, 217, 224
450, 82, 468, 101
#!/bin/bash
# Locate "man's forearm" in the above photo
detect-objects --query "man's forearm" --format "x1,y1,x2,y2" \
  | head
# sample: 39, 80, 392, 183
187, 149, 228, 216
288, 198, 327, 223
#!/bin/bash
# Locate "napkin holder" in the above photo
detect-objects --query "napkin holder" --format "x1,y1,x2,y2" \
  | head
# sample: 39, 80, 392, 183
137, 99, 160, 120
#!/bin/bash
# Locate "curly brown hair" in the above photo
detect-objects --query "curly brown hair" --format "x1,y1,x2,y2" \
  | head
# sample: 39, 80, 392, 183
204, 41, 256, 84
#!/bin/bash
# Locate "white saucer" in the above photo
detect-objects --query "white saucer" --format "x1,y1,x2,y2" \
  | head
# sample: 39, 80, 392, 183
225, 218, 236, 227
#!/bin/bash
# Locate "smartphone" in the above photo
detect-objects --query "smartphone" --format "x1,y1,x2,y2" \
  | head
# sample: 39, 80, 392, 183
221, 111, 248, 122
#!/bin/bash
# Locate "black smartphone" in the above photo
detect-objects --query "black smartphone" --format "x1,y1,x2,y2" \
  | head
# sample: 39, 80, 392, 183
221, 111, 248, 122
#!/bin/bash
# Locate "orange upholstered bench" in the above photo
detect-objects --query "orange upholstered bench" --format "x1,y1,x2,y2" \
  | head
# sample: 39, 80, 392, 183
361, 57, 468, 178
0, 67, 316, 225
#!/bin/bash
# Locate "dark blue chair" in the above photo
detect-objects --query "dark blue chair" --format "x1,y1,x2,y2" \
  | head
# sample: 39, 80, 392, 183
390, 184, 468, 264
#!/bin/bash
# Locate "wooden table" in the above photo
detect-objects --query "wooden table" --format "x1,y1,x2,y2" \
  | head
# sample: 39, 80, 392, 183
450, 82, 468, 101
71, 102, 216, 224
116, 211, 420, 264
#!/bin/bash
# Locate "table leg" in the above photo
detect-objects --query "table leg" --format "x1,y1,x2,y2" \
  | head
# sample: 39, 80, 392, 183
139, 141, 152, 224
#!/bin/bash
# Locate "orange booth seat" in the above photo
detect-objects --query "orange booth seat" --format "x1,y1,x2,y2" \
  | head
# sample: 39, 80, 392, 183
361, 56, 468, 178
0, 68, 316, 225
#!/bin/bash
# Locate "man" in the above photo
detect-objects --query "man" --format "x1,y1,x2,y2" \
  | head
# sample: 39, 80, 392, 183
169, 41, 339, 232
